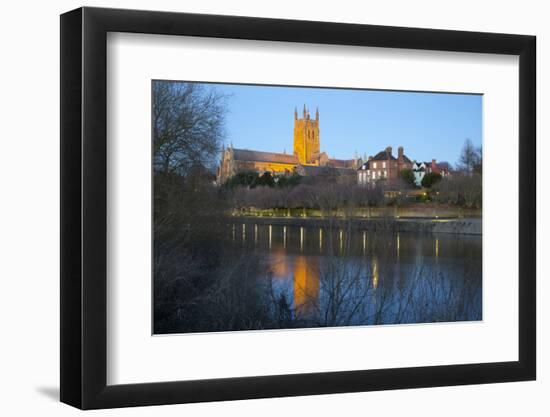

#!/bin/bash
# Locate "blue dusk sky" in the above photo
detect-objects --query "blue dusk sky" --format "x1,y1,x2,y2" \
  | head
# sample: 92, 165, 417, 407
208, 82, 482, 166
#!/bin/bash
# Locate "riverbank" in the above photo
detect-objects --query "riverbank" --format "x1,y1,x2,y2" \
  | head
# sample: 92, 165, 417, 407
231, 215, 482, 235
234, 205, 481, 219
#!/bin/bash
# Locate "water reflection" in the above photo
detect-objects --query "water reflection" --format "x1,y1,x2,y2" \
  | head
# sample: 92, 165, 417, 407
229, 223, 482, 326
293, 255, 320, 317
372, 257, 379, 289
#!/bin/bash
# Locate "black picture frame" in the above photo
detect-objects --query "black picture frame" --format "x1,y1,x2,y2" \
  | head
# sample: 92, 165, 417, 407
60, 6, 536, 410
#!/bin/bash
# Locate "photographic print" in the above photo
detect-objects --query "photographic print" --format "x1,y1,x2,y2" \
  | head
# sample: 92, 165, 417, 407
153, 81, 482, 335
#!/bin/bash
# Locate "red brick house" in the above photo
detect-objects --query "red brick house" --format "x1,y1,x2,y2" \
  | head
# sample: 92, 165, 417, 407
357, 146, 413, 186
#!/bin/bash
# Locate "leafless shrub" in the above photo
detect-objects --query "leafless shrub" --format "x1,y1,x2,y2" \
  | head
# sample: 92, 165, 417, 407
432, 174, 482, 208
227, 182, 386, 216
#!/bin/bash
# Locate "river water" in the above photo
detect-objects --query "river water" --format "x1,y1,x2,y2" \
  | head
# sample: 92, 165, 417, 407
229, 222, 482, 327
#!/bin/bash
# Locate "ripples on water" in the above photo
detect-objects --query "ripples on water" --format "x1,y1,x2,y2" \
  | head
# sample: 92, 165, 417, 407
228, 223, 482, 328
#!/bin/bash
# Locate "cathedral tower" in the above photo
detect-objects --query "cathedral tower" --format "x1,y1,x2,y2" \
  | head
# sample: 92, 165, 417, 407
293, 105, 320, 165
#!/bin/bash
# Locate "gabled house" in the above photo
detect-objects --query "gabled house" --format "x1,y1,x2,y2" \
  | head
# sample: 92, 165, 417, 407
357, 146, 413, 186
412, 159, 451, 187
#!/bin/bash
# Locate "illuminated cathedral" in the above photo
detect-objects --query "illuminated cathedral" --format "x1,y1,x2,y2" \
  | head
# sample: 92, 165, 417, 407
217, 105, 360, 184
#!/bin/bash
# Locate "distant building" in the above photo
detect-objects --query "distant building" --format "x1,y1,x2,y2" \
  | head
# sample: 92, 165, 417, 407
217, 148, 298, 181
357, 146, 413, 186
412, 160, 451, 187
217, 106, 359, 184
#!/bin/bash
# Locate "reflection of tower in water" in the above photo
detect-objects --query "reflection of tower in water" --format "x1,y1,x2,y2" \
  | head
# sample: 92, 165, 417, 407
293, 255, 320, 318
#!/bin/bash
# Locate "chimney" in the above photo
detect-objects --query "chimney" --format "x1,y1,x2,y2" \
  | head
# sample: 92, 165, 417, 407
385, 146, 392, 158
398, 146, 404, 159
368, 156, 373, 161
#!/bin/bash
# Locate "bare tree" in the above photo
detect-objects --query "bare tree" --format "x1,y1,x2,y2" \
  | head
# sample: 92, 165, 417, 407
457, 138, 481, 175
432, 174, 482, 208
153, 81, 231, 333
153, 81, 228, 176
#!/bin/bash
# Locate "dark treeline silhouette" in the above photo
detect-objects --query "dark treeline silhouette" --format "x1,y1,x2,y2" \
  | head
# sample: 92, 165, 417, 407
153, 81, 263, 333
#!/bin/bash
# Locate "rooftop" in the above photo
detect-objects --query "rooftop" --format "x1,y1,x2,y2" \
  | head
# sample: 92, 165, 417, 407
231, 148, 299, 165
372, 150, 396, 161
